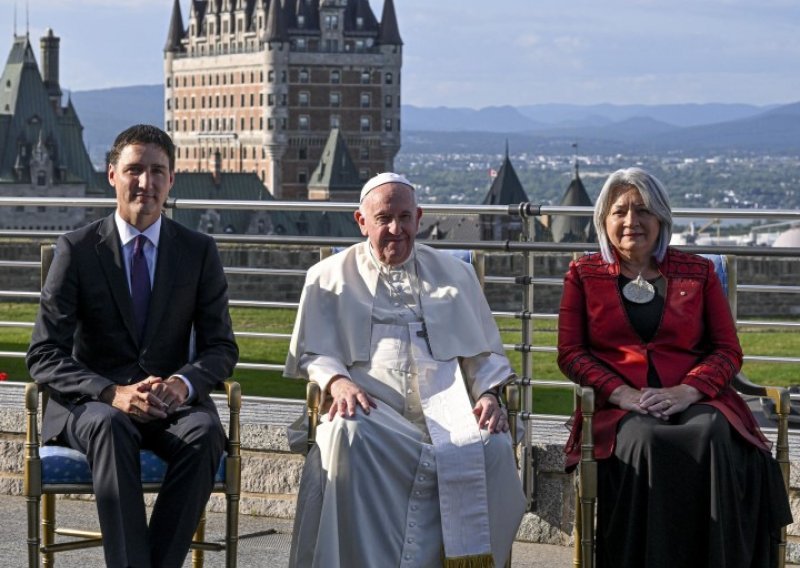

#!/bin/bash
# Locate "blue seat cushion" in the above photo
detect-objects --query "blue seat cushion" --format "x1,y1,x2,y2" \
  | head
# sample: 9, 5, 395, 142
40, 445, 227, 485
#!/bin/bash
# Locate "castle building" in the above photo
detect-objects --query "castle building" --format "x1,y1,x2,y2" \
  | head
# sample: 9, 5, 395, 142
164, 0, 403, 201
0, 31, 105, 230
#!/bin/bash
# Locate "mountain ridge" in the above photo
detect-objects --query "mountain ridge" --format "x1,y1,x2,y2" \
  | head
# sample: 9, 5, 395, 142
68, 85, 799, 159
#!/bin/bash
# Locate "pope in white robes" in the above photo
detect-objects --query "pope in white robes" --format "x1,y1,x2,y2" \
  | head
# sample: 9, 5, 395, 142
285, 173, 526, 568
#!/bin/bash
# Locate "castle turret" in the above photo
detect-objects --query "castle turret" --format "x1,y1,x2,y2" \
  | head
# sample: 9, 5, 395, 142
40, 28, 62, 111
263, 0, 289, 198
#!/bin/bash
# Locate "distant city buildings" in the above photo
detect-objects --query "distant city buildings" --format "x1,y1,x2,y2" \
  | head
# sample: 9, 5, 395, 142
163, 0, 403, 201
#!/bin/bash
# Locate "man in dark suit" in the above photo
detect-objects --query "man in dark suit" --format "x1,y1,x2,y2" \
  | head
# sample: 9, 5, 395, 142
26, 124, 239, 568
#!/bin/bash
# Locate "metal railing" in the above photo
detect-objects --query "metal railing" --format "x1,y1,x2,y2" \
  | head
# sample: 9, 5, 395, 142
1, 197, 799, 507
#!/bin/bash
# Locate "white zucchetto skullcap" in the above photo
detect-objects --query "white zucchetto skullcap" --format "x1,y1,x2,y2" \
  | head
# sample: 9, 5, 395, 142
359, 172, 415, 203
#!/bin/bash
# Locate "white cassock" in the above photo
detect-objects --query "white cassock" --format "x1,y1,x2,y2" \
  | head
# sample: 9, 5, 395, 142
285, 242, 526, 568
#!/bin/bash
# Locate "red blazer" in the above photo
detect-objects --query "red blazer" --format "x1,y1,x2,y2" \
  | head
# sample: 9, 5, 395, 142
558, 248, 770, 471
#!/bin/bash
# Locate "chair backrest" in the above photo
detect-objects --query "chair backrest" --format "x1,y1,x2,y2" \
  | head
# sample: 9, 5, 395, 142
699, 253, 737, 318
41, 244, 55, 289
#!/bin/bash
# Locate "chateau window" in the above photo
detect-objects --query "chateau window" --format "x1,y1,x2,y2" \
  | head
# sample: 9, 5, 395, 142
192, 76, 195, 86
385, 94, 392, 108
167, 78, 172, 88
37, 172, 47, 187
361, 70, 371, 84
281, 70, 287, 83
281, 118, 287, 130
330, 70, 340, 84
223, 74, 227, 85
297, 15, 306, 28
299, 115, 310, 130
268, 70, 274, 83
250, 117, 255, 130
260, 93, 264, 105
355, 40, 365, 52
201, 75, 205, 86
230, 94, 234, 107
201, 118, 205, 130
191, 119, 195, 130
268, 118, 274, 130
183, 119, 187, 131
384, 119, 392, 132
360, 93, 371, 108
299, 69, 309, 84
385, 72, 393, 85
280, 93, 287, 106
192, 97, 196, 109
250, 93, 255, 106
241, 73, 245, 83
329, 92, 340, 107
260, 117, 264, 129
299, 91, 310, 106
330, 115, 340, 129
201, 96, 205, 108
241, 117, 245, 130
360, 146, 369, 160
167, 120, 172, 131
268, 94, 275, 106
356, 17, 364, 30
359, 168, 370, 181
296, 38, 307, 51
241, 94, 245, 106
298, 169, 308, 184
299, 148, 307, 160
325, 15, 339, 30
360, 116, 371, 132
216, 95, 220, 107
222, 96, 227, 108
166, 99, 171, 110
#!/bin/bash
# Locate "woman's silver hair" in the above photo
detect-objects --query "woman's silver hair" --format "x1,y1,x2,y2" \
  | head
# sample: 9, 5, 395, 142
594, 167, 673, 264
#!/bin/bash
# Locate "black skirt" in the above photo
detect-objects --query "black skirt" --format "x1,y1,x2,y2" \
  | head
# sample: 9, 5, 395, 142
596, 405, 792, 568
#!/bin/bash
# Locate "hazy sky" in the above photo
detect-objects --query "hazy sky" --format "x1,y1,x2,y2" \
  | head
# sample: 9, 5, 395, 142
1, 0, 799, 108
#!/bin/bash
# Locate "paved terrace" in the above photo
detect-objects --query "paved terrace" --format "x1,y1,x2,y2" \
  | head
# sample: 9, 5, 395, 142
1, 381, 799, 566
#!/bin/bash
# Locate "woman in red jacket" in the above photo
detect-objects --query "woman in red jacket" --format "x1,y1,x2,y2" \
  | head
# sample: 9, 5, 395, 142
558, 167, 791, 568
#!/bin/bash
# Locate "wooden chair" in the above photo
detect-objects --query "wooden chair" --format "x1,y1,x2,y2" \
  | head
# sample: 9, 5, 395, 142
572, 254, 791, 568
24, 244, 242, 567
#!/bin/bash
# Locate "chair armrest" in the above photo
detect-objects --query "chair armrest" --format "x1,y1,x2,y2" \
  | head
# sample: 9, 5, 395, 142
306, 382, 321, 453
24, 382, 42, 497
219, 381, 241, 492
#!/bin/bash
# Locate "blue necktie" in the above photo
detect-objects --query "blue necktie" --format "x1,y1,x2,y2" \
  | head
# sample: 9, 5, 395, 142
131, 235, 151, 341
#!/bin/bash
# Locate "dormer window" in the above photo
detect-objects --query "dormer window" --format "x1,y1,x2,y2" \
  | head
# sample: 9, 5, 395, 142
325, 15, 339, 30
297, 15, 305, 28
356, 17, 364, 30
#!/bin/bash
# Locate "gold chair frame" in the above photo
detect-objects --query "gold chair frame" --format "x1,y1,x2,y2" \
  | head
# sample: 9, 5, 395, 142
572, 255, 791, 568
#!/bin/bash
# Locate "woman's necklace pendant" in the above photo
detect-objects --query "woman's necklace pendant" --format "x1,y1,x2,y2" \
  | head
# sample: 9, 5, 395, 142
623, 272, 656, 304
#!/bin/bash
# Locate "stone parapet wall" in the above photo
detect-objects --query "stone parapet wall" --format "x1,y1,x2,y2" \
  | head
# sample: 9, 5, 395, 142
2, 240, 797, 317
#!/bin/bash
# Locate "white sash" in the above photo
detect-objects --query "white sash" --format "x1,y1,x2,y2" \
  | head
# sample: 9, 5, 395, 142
409, 321, 493, 560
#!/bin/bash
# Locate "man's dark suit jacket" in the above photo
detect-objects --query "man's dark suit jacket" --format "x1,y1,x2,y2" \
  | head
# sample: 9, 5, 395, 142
27, 213, 239, 443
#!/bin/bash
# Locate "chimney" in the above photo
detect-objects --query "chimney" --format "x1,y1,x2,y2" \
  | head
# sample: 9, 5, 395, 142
40, 29, 62, 104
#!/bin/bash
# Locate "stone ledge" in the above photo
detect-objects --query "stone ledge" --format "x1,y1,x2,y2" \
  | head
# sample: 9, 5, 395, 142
3, 382, 800, 549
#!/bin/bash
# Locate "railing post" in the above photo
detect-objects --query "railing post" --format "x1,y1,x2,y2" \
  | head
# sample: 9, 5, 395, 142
519, 203, 536, 510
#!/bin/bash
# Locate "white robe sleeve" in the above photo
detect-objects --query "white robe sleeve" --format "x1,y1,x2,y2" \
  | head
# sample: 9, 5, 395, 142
460, 352, 515, 403
299, 353, 352, 394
